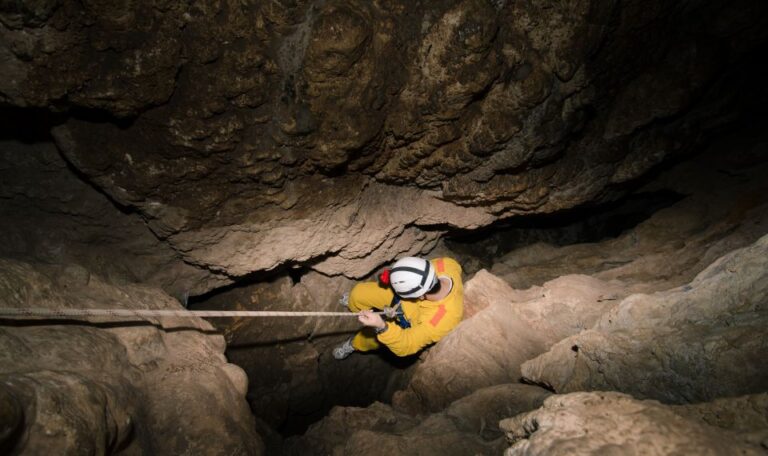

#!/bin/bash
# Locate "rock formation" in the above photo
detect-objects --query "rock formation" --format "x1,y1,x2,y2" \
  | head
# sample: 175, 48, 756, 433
0, 137, 227, 298
487, 131, 768, 293
279, 130, 768, 453
0, 259, 261, 454
196, 270, 408, 433
3, 0, 767, 287
501, 392, 767, 455
520, 232, 768, 404
284, 383, 552, 455
392, 271, 627, 414
1, 0, 768, 453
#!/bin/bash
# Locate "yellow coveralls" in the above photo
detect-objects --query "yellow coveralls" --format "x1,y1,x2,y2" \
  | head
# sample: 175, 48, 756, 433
348, 257, 463, 357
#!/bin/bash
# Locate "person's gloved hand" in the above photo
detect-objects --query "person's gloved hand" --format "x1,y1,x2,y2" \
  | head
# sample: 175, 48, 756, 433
358, 310, 386, 330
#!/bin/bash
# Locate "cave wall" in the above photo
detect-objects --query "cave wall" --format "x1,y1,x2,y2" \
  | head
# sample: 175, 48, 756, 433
0, 259, 262, 454
2, 0, 768, 453
2, 0, 767, 291
0, 134, 229, 297
282, 126, 768, 454
195, 270, 412, 434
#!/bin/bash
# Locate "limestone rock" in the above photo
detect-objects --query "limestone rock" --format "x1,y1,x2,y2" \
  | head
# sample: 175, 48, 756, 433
283, 401, 419, 455
520, 233, 768, 404
339, 421, 496, 456
2, 0, 765, 286
445, 383, 553, 441
489, 133, 768, 293
160, 181, 494, 279
0, 384, 23, 454
286, 382, 551, 455
392, 271, 626, 413
1, 0, 768, 453
0, 258, 262, 454
500, 392, 765, 455
672, 394, 768, 449
0, 137, 229, 298
198, 270, 406, 432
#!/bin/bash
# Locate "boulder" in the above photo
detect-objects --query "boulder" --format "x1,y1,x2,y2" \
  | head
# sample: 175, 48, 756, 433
0, 258, 262, 454
286, 382, 552, 455
392, 271, 626, 413
671, 393, 768, 448
521, 233, 768, 404
500, 392, 765, 455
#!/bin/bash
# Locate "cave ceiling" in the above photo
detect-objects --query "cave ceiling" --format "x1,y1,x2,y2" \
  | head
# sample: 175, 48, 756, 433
1, 0, 767, 290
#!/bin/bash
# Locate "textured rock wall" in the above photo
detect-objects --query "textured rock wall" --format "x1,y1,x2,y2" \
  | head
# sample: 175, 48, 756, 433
201, 127, 768, 441
288, 224, 768, 453
392, 271, 626, 414
296, 132, 767, 454
284, 383, 552, 455
501, 392, 767, 455
196, 270, 410, 432
2, 0, 768, 453
391, 139, 768, 407
0, 135, 229, 297
2, 0, 767, 290
0, 259, 262, 454
520, 232, 768, 403
487, 130, 768, 292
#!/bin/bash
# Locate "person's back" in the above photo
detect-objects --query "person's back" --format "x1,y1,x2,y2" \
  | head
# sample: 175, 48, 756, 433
333, 256, 464, 359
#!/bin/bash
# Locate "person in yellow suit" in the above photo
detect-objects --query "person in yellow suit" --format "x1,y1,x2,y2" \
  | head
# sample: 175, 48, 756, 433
333, 256, 463, 359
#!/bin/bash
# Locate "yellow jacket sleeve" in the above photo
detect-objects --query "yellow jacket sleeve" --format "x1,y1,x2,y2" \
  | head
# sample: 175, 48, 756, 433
376, 318, 444, 356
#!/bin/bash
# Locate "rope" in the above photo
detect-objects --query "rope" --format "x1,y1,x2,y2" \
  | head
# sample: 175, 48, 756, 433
0, 307, 379, 320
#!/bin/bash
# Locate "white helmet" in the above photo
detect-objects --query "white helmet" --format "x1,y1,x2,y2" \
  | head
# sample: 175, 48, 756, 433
389, 257, 436, 298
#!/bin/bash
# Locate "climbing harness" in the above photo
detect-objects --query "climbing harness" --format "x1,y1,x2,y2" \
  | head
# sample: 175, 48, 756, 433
382, 295, 411, 329
0, 307, 383, 321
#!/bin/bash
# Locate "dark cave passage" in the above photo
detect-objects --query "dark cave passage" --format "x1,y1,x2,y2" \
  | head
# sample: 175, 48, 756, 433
444, 189, 686, 274
189, 265, 423, 438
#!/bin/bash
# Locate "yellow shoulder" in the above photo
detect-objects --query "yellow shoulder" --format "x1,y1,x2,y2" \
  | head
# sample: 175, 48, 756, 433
434, 257, 462, 276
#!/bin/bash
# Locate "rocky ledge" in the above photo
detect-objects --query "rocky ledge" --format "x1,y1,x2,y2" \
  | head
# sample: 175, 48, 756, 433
0, 259, 261, 455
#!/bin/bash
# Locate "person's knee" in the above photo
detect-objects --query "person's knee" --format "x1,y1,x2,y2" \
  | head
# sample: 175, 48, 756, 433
348, 283, 367, 311
352, 328, 380, 352
349, 281, 391, 311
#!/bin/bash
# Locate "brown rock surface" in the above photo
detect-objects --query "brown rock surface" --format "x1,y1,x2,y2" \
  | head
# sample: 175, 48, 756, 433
500, 392, 765, 455
1, 0, 768, 453
1, 0, 765, 288
444, 383, 553, 441
0, 258, 261, 454
671, 393, 768, 448
0, 137, 229, 297
285, 383, 551, 455
520, 232, 768, 404
197, 270, 409, 432
489, 131, 768, 293
391, 271, 626, 414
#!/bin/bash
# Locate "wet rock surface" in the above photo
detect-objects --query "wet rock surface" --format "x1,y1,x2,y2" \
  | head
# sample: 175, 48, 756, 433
0, 259, 261, 454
